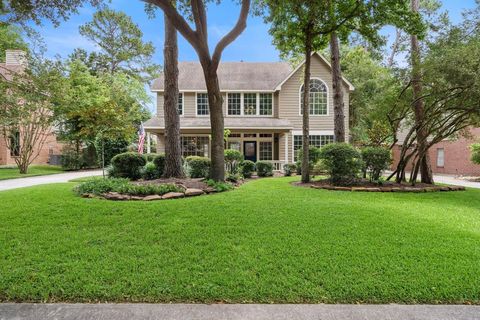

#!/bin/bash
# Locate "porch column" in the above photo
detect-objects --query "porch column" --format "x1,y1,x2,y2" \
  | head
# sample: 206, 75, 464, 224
284, 133, 289, 163
146, 132, 151, 154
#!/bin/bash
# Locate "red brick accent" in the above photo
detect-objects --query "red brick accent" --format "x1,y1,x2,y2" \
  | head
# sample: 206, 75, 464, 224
392, 128, 480, 176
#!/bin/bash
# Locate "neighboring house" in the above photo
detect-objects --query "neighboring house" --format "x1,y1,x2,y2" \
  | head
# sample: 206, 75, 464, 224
392, 127, 480, 177
145, 52, 354, 170
0, 50, 63, 166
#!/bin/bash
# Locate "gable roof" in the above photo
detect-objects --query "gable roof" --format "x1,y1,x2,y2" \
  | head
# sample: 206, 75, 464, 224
150, 52, 354, 92
151, 61, 292, 92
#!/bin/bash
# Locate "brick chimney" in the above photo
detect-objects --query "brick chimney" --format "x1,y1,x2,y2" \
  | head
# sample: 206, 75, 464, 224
5, 50, 27, 66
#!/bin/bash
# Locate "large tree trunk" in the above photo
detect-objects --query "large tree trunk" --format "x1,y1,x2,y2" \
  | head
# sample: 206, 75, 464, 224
162, 14, 184, 178
410, 0, 433, 185
330, 31, 346, 143
203, 63, 225, 182
301, 30, 312, 183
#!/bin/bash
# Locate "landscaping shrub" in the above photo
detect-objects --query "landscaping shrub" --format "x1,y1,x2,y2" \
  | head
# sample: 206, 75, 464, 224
471, 143, 480, 164
319, 143, 362, 186
206, 179, 234, 192
145, 153, 160, 162
142, 162, 159, 180
75, 177, 182, 196
311, 160, 328, 176
224, 149, 243, 174
152, 153, 166, 177
361, 146, 391, 181
109, 152, 146, 180
295, 161, 302, 175
297, 146, 322, 174
283, 163, 297, 176
185, 156, 211, 178
226, 173, 242, 183
256, 161, 273, 177
239, 160, 255, 178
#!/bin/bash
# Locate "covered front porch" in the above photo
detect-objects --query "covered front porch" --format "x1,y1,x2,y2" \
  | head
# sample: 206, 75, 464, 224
144, 116, 293, 171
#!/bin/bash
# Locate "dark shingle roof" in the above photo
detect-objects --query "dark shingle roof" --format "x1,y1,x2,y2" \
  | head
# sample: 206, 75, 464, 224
151, 61, 293, 91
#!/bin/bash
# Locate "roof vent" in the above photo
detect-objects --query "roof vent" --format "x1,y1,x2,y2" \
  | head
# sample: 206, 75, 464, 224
5, 50, 27, 66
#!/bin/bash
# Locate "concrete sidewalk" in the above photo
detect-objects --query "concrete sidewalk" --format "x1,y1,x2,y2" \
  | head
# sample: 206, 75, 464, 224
0, 170, 103, 192
0, 304, 478, 320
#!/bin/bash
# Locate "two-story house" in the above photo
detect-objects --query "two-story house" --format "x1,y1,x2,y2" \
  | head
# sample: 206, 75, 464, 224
145, 52, 354, 170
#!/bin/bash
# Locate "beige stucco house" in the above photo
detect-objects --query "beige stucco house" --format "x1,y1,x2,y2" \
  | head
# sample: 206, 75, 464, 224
145, 52, 354, 169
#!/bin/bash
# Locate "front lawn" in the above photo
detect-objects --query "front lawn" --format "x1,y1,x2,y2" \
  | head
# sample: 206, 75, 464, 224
0, 177, 479, 304
0, 165, 64, 180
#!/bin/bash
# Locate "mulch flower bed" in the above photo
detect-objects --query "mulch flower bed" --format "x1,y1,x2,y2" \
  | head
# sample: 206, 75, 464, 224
294, 179, 466, 193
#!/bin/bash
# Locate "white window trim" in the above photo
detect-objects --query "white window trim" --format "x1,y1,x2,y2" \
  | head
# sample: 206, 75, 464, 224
178, 92, 184, 117
291, 131, 335, 161
226, 92, 274, 117
298, 77, 329, 117
195, 92, 210, 117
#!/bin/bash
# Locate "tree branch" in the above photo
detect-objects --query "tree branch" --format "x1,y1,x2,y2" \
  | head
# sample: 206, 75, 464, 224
211, 0, 250, 70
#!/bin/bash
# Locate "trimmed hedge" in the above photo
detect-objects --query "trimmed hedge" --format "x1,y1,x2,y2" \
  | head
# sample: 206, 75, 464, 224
142, 162, 158, 180
152, 154, 166, 177
239, 160, 255, 178
185, 156, 211, 178
319, 143, 362, 186
283, 163, 297, 176
110, 152, 146, 180
256, 161, 273, 177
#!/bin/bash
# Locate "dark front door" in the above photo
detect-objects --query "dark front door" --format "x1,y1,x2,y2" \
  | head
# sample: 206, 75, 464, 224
243, 141, 257, 162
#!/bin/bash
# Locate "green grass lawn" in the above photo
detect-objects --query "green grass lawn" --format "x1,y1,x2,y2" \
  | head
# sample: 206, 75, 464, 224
0, 165, 64, 180
0, 177, 479, 304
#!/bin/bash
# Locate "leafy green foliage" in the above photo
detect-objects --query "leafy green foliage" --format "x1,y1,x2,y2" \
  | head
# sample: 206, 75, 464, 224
361, 147, 391, 181
283, 163, 297, 176
78, 8, 160, 81
470, 144, 480, 165
0, 25, 28, 62
224, 149, 243, 174
319, 143, 363, 186
109, 152, 146, 180
206, 179, 234, 192
239, 160, 255, 178
255, 161, 273, 177
297, 146, 321, 170
94, 136, 129, 166
74, 177, 181, 196
185, 156, 211, 179
142, 162, 159, 181
152, 153, 166, 177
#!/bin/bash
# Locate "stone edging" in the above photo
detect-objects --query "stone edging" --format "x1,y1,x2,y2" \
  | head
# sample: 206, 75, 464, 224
81, 187, 217, 201
309, 185, 466, 192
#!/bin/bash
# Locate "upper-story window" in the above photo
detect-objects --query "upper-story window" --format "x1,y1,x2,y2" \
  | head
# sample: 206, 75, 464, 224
226, 93, 273, 116
300, 79, 328, 115
196, 93, 209, 115
227, 93, 241, 115
259, 93, 273, 115
178, 93, 183, 115
244, 93, 257, 115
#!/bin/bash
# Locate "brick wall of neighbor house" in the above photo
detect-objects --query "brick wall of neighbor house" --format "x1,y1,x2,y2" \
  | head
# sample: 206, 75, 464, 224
0, 131, 63, 166
392, 128, 480, 176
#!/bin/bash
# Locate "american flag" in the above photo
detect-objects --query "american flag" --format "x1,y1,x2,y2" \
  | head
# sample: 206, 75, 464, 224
137, 123, 145, 154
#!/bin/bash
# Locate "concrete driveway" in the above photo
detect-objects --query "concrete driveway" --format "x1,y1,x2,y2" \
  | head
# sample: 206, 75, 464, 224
0, 303, 478, 320
0, 170, 103, 192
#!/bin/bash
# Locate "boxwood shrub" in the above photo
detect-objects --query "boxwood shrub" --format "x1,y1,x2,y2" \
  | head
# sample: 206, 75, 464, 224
361, 147, 391, 181
239, 160, 255, 178
142, 162, 159, 180
256, 161, 273, 177
185, 156, 211, 178
283, 163, 297, 176
110, 152, 146, 180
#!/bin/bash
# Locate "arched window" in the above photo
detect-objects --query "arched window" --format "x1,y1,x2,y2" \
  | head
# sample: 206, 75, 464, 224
300, 79, 328, 115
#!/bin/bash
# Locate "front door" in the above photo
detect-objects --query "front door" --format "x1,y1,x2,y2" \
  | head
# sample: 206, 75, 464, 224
243, 141, 257, 162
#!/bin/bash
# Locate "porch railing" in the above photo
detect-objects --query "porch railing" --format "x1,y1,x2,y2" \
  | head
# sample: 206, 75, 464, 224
265, 160, 286, 171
